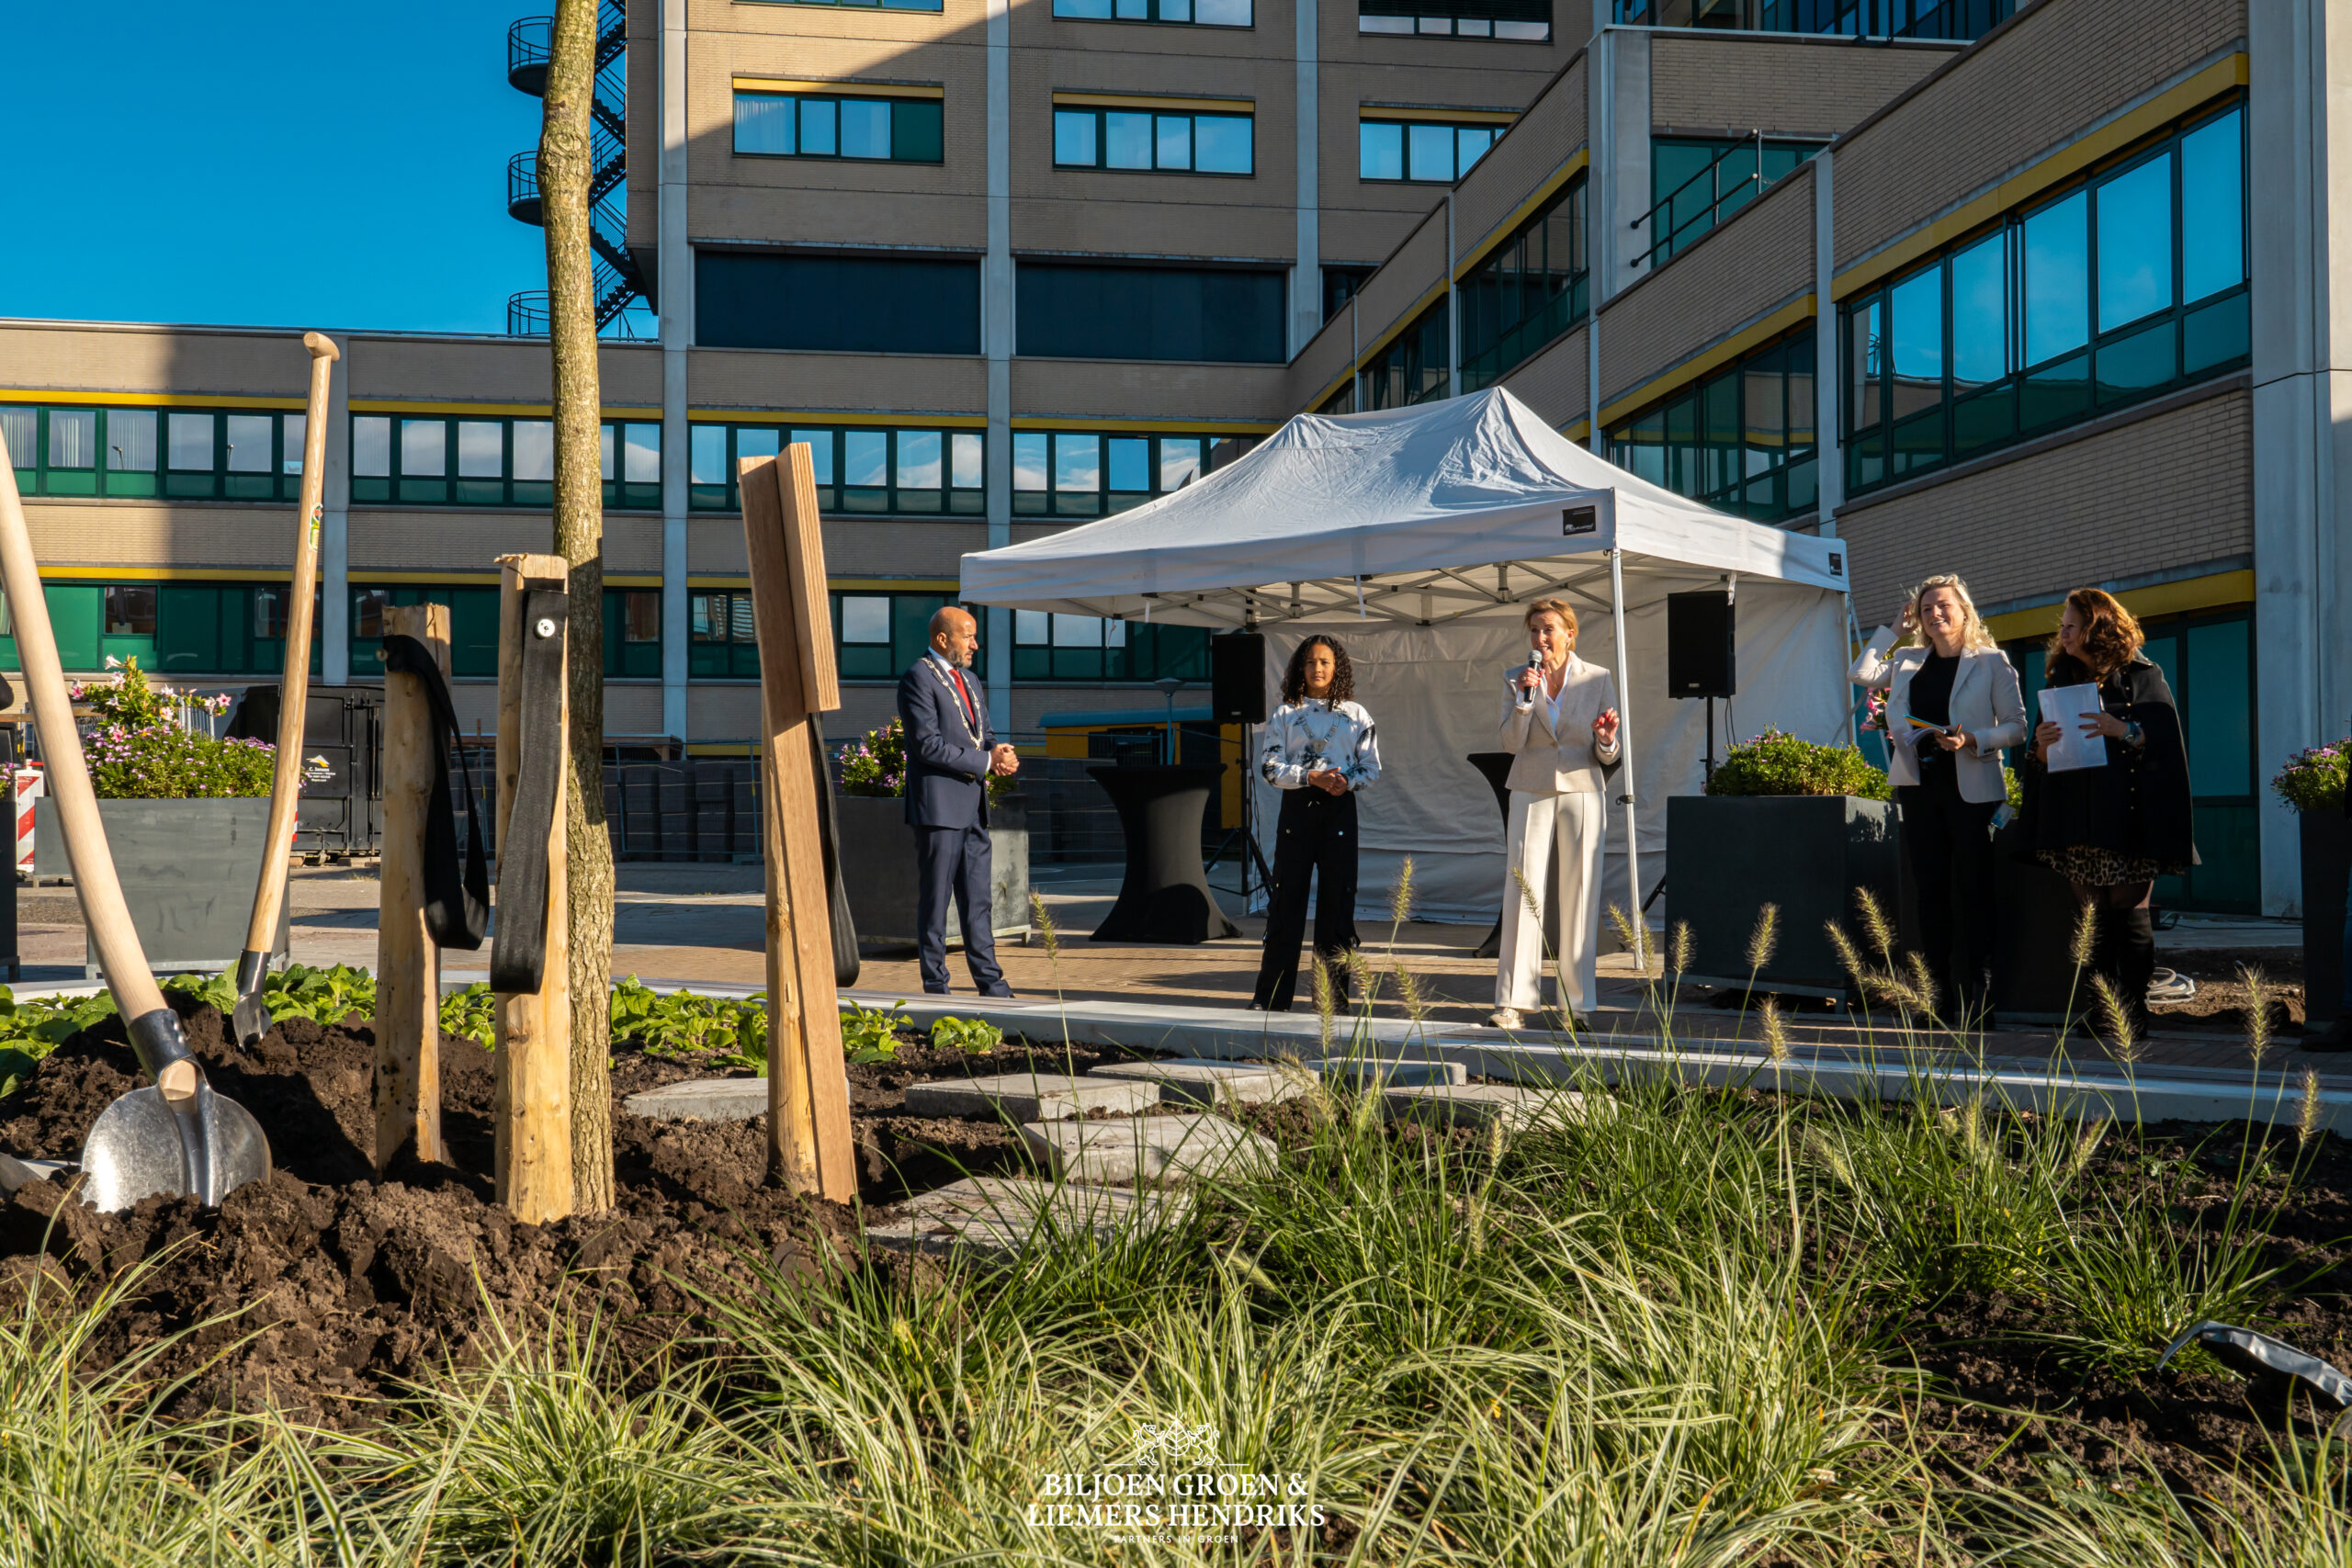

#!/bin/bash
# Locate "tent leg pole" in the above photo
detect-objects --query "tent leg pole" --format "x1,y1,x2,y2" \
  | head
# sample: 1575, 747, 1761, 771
1608, 548, 1646, 973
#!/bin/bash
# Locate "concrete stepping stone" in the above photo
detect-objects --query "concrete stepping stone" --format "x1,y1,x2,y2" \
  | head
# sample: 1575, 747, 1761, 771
865, 1175, 1193, 1258
1020, 1114, 1279, 1185
1306, 1056, 1467, 1090
621, 1077, 768, 1122
1381, 1081, 1594, 1133
1087, 1057, 1304, 1107
904, 1072, 1159, 1122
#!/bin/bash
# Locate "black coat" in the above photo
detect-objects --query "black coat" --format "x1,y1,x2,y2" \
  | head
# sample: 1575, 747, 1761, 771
2016, 651, 2199, 867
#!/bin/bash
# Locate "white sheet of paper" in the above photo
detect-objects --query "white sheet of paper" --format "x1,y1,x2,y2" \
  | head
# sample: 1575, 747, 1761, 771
2038, 682, 2108, 773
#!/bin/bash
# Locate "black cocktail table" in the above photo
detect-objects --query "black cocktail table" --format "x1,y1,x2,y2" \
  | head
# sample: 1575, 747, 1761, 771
1086, 763, 1240, 944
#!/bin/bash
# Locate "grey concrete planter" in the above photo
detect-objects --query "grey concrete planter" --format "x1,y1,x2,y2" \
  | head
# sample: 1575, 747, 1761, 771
2305, 809, 2347, 1027
1665, 794, 1899, 998
834, 794, 1031, 948
33, 797, 288, 978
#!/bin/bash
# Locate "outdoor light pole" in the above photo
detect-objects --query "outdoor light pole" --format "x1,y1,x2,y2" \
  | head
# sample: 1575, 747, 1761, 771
1156, 676, 1185, 764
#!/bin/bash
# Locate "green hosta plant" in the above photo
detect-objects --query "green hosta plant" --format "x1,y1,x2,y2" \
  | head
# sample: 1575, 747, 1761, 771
928, 1014, 1002, 1054
0, 988, 119, 1100
608, 977, 767, 1068
441, 981, 497, 1046
841, 998, 909, 1065
1706, 728, 1894, 802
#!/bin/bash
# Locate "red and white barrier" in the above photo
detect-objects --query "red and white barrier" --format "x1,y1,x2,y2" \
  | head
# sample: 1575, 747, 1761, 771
13, 763, 40, 874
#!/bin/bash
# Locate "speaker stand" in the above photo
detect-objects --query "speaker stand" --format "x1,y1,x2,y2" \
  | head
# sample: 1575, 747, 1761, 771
1702, 695, 1716, 785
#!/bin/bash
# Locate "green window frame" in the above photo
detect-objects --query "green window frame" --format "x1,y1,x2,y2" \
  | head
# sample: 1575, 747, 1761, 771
3, 403, 307, 502
731, 91, 944, 164
686, 423, 986, 515
1011, 610, 1210, 683
688, 591, 763, 680
1611, 0, 2009, 41
1458, 175, 1588, 392
0, 580, 326, 677
345, 583, 656, 681
831, 591, 956, 682
1643, 137, 1819, 269
1363, 300, 1451, 410
1051, 0, 1253, 26
1053, 107, 1254, 175
1842, 98, 2246, 498
1605, 329, 1818, 524
1358, 119, 1506, 185
348, 415, 661, 510
1011, 430, 1256, 518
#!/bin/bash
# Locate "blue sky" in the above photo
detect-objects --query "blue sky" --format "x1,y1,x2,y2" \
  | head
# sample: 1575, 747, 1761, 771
2, 3, 553, 334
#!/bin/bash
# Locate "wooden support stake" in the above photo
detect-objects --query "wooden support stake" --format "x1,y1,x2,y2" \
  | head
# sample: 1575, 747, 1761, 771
494, 552, 573, 1223
375, 603, 448, 1171
739, 447, 854, 1201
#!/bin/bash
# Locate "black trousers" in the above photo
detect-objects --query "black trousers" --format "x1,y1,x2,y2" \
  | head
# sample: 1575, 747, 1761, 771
915, 821, 1007, 995
1251, 788, 1361, 1011
1896, 768, 2000, 1019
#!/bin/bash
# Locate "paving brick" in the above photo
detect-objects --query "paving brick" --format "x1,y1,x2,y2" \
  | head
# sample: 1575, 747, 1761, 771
1020, 1114, 1280, 1185
903, 1072, 1159, 1122
1087, 1057, 1305, 1107
1306, 1056, 1467, 1089
621, 1077, 768, 1122
863, 1175, 1193, 1258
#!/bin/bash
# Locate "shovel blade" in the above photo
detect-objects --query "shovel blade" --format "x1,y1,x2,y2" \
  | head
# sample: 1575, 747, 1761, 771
81, 1082, 272, 1213
232, 989, 273, 1050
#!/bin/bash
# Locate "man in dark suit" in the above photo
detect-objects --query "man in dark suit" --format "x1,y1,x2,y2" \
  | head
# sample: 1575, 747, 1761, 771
898, 605, 1020, 996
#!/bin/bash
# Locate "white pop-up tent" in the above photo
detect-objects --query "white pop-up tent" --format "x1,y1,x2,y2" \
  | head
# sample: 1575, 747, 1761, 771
960, 388, 1856, 931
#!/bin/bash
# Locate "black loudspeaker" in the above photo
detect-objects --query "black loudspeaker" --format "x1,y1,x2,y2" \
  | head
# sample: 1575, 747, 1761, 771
1666, 590, 1736, 698
1210, 632, 1268, 724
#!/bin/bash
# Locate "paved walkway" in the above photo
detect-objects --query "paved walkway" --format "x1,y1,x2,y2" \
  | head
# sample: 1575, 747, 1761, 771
8, 861, 2324, 1088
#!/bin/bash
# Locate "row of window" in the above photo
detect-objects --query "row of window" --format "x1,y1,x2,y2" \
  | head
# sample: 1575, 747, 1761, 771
1361, 0, 1553, 39
351, 415, 663, 510
4, 406, 308, 502
750, 0, 1566, 29
733, 93, 944, 164
1012, 432, 1255, 517
687, 424, 986, 514
1052, 107, 1254, 175
1459, 176, 1587, 391
1842, 100, 2245, 496
1359, 119, 1506, 185
1612, 0, 2008, 42
0, 581, 658, 681
1607, 332, 1819, 524
1643, 137, 1818, 269
729, 90, 1526, 187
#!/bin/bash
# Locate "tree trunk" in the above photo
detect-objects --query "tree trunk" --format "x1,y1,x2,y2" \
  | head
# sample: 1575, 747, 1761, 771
538, 0, 616, 1213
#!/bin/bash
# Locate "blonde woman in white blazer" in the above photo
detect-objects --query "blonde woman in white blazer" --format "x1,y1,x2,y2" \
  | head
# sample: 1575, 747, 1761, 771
1849, 572, 2027, 1021
1489, 597, 1621, 1031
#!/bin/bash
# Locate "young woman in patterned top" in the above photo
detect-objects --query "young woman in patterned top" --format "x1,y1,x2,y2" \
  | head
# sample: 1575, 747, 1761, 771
1250, 634, 1381, 1011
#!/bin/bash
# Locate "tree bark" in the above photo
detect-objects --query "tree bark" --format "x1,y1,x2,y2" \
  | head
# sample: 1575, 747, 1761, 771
538, 0, 616, 1213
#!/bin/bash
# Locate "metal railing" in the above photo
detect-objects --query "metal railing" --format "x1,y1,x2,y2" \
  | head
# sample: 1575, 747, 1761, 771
1632, 132, 1774, 273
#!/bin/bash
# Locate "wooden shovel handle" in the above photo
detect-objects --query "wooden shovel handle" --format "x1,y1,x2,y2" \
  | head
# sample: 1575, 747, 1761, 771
0, 434, 168, 1022
241, 333, 338, 954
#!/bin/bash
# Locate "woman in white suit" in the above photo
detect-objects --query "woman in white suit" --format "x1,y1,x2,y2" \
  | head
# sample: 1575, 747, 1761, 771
1489, 598, 1620, 1031
1849, 572, 2027, 1021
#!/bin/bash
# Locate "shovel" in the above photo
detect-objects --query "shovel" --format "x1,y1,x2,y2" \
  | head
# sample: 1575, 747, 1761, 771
232, 332, 339, 1047
0, 430, 272, 1211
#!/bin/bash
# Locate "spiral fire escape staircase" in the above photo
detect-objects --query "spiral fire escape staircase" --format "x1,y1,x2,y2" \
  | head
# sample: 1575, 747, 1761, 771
505, 3, 652, 338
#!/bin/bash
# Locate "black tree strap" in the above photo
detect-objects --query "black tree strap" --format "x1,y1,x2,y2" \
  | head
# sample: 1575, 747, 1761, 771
379, 634, 490, 951
490, 587, 569, 993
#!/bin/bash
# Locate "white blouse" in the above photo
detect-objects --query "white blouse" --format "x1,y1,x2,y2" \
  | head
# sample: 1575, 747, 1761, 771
1259, 698, 1381, 790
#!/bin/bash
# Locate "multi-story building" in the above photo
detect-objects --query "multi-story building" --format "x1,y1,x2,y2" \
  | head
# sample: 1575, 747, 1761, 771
1, 0, 2339, 913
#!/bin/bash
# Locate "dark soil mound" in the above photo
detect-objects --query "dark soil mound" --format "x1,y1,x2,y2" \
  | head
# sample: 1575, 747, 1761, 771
0, 998, 1172, 1424
0, 994, 855, 1424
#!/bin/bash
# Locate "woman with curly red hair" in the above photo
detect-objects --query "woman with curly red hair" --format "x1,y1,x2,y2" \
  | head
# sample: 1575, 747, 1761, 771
2018, 588, 2197, 1039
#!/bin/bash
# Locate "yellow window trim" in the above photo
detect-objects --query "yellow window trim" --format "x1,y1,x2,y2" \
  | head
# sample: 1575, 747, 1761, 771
1562, 419, 1592, 444
1596, 294, 1816, 431
348, 400, 662, 419
0, 390, 306, 411
687, 409, 989, 428
733, 75, 944, 99
685, 575, 753, 589
1454, 149, 1589, 281
1362, 106, 1519, 126
831, 579, 959, 592
1051, 91, 1254, 114
1981, 570, 2255, 643
35, 567, 298, 582
1832, 55, 2247, 302
1007, 417, 1280, 434
1352, 277, 1453, 377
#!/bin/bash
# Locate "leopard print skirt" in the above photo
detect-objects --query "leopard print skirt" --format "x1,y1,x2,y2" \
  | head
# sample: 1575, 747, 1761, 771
2035, 845, 2189, 886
